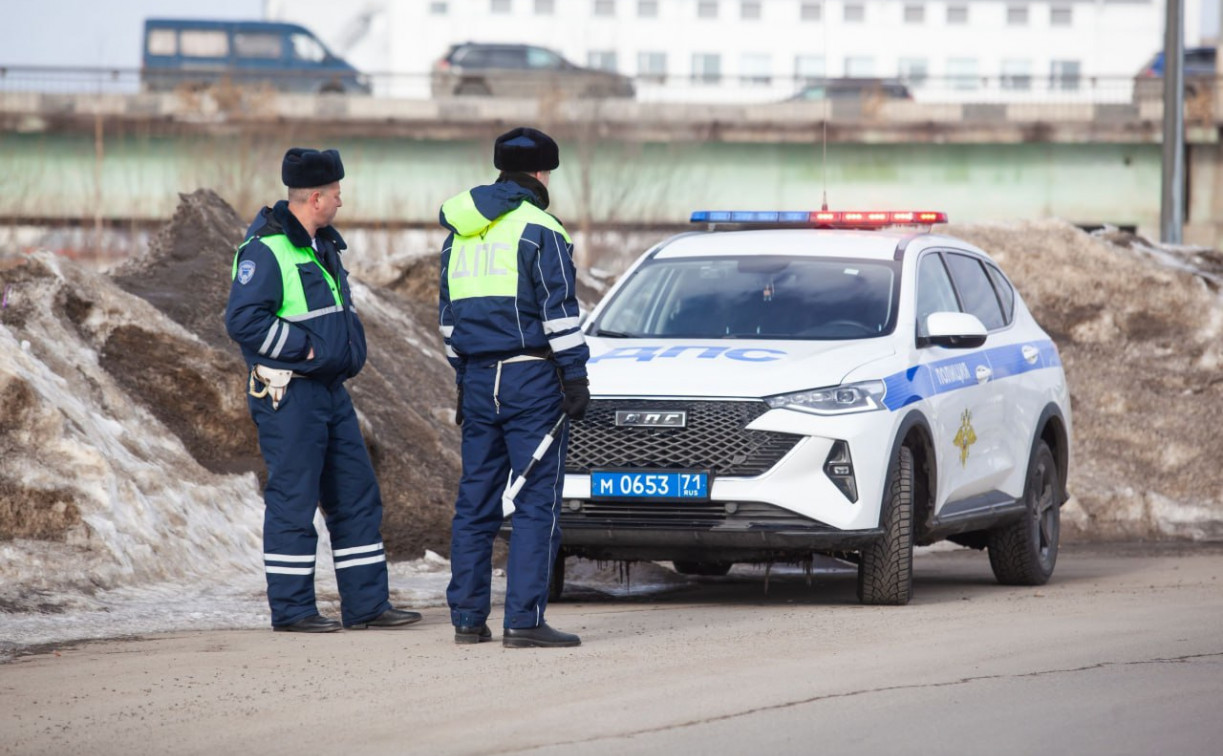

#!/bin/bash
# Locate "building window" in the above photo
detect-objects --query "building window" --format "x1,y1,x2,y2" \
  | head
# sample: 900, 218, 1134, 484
741, 1, 761, 19
638, 51, 666, 82
898, 57, 928, 87
534, 0, 554, 13
588, 50, 618, 71
800, 2, 821, 21
947, 57, 978, 90
1051, 6, 1072, 26
844, 2, 864, 22
903, 4, 924, 23
845, 56, 874, 77
698, 0, 718, 18
1006, 5, 1028, 25
429, 1, 448, 14
1001, 59, 1032, 91
692, 53, 721, 83
491, 0, 511, 13
795, 55, 825, 86
638, 0, 658, 17
740, 53, 771, 85
947, 4, 968, 24
594, 0, 615, 17
1050, 59, 1081, 91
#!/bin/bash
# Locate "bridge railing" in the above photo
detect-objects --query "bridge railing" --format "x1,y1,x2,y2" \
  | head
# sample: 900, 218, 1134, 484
0, 65, 1216, 124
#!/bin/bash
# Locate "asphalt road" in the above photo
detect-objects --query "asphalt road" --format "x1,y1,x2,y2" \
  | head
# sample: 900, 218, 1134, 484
3, 544, 1221, 756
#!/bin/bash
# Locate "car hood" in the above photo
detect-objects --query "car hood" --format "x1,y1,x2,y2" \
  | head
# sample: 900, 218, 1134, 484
585, 337, 894, 398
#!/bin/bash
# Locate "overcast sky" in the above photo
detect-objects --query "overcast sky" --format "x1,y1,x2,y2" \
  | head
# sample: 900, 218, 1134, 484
3, 0, 1220, 70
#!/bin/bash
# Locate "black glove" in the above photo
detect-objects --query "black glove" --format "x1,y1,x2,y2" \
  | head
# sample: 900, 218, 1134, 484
561, 378, 590, 421
454, 385, 464, 426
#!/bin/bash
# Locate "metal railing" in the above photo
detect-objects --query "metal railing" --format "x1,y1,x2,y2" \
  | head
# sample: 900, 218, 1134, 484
0, 65, 1216, 123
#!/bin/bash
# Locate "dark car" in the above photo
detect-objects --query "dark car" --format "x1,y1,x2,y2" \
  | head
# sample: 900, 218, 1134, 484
431, 42, 635, 98
786, 77, 913, 102
1134, 46, 1216, 101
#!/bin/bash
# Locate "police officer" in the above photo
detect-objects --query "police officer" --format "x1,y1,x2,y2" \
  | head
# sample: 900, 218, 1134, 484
439, 127, 590, 648
226, 147, 421, 633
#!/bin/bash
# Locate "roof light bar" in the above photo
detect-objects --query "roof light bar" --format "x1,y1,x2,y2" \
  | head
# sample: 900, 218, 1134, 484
690, 210, 948, 227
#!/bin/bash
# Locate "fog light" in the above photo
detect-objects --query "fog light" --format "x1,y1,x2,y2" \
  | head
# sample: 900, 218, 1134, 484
823, 440, 858, 502
724, 502, 739, 515
568, 500, 583, 512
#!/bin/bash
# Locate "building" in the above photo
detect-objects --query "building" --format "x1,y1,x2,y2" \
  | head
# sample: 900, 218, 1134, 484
266, 0, 1206, 101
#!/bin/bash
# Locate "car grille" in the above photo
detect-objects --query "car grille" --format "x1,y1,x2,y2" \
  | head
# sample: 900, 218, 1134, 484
565, 399, 803, 477
560, 501, 833, 531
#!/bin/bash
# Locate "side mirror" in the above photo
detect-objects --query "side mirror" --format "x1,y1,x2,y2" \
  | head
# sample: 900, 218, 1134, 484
922, 311, 987, 349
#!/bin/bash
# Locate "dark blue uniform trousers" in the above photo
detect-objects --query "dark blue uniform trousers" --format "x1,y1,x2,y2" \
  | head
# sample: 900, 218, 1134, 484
249, 377, 391, 627
447, 358, 566, 629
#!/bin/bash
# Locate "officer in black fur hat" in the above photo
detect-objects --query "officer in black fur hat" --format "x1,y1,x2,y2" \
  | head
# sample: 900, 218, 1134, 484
437, 127, 590, 648
225, 148, 422, 633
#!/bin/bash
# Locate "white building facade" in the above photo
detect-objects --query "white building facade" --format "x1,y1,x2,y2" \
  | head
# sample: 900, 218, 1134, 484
266, 0, 1206, 101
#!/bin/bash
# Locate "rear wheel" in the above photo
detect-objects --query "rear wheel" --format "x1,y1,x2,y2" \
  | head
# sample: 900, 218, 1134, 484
672, 561, 733, 576
988, 441, 1060, 585
857, 445, 914, 605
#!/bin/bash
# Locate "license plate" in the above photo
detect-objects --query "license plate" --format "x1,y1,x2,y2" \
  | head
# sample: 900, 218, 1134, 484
589, 470, 709, 500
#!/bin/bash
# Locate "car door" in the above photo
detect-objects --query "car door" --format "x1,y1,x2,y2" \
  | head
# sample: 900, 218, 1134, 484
913, 250, 1012, 513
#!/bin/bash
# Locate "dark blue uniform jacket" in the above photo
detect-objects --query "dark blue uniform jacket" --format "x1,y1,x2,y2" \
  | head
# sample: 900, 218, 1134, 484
225, 201, 367, 389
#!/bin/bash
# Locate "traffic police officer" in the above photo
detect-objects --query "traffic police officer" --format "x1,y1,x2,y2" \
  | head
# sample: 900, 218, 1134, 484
439, 127, 590, 648
226, 147, 421, 633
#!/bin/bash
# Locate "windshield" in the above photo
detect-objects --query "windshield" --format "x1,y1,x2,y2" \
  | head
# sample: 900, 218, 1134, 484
593, 256, 898, 340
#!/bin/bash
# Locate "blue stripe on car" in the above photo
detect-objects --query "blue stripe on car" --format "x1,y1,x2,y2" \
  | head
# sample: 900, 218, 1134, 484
882, 340, 1061, 411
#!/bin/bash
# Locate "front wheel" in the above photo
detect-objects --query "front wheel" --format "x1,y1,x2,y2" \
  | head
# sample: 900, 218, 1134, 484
857, 445, 914, 605
988, 441, 1061, 585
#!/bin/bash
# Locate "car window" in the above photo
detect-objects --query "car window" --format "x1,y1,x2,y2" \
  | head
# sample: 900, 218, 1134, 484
290, 33, 326, 62
984, 263, 1015, 325
595, 256, 897, 340
526, 47, 564, 70
915, 252, 960, 337
943, 252, 1006, 330
488, 48, 527, 68
180, 30, 229, 58
235, 33, 282, 59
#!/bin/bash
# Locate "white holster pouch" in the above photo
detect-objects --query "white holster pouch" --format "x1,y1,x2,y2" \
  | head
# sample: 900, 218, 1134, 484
249, 365, 296, 410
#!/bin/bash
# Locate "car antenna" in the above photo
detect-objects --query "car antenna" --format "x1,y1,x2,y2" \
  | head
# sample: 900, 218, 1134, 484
820, 7, 829, 212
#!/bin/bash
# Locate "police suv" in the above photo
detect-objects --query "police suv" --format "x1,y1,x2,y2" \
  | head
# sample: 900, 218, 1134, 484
557, 210, 1071, 605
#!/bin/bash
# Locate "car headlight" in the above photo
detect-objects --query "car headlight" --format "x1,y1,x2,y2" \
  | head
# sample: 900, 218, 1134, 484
765, 380, 886, 415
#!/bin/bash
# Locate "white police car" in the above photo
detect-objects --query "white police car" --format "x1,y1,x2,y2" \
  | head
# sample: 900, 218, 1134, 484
557, 210, 1072, 605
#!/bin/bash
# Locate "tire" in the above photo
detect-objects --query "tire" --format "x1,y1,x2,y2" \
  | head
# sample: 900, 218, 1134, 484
319, 82, 345, 94
456, 80, 491, 96
857, 445, 914, 605
672, 561, 733, 577
988, 441, 1061, 585
548, 549, 566, 602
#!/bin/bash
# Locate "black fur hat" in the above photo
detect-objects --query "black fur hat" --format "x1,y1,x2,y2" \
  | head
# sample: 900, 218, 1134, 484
493, 127, 560, 172
282, 147, 345, 188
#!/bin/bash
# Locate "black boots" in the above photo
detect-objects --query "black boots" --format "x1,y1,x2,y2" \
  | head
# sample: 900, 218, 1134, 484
273, 614, 342, 633
502, 622, 581, 648
454, 623, 493, 644
345, 607, 424, 629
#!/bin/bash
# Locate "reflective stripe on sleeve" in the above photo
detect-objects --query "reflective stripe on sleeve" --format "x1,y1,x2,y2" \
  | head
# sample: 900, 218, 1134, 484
258, 321, 280, 356
548, 330, 586, 353
542, 316, 581, 334
270, 323, 291, 359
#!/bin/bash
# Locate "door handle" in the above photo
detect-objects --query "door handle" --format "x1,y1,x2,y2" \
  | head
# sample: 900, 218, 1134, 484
975, 365, 993, 383
1022, 345, 1040, 364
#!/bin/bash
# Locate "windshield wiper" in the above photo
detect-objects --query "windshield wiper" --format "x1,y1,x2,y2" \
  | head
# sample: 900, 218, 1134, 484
592, 329, 641, 338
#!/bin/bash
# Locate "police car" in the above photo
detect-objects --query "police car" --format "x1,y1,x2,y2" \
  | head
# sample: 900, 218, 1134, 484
556, 210, 1071, 605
